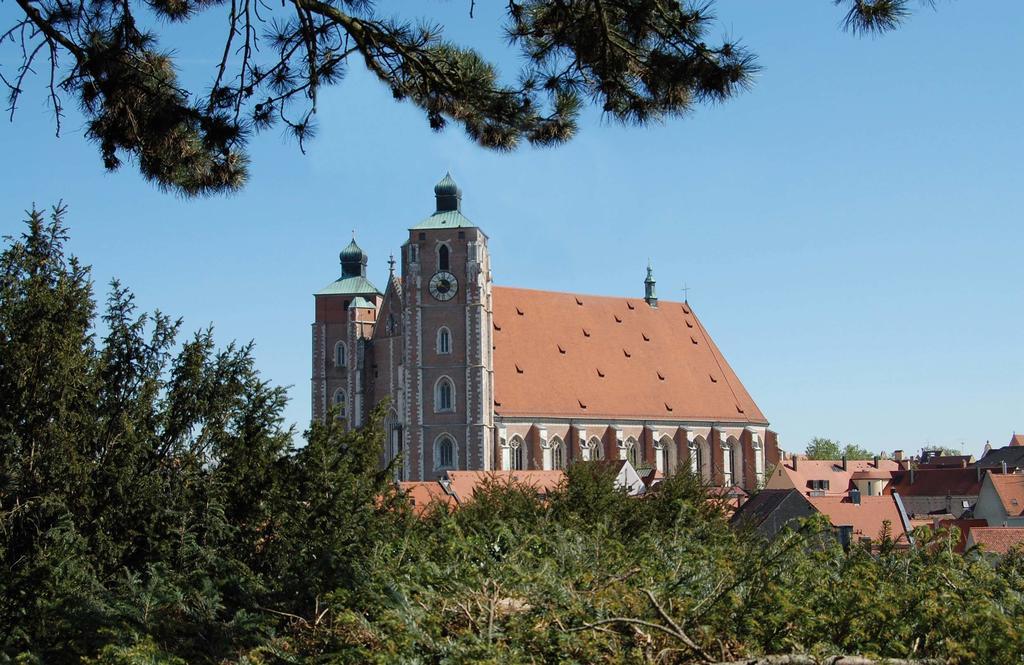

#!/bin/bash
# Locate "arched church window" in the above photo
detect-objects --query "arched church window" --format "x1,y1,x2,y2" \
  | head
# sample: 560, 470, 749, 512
625, 438, 639, 467
435, 377, 455, 412
438, 244, 450, 271
510, 436, 525, 471
752, 436, 765, 487
550, 437, 565, 470
334, 341, 347, 367
722, 440, 734, 486
689, 441, 701, 476
333, 388, 347, 419
587, 437, 602, 461
437, 327, 452, 354
436, 435, 456, 469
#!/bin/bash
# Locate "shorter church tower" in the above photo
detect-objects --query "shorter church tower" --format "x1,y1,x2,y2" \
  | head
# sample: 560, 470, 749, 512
312, 237, 382, 424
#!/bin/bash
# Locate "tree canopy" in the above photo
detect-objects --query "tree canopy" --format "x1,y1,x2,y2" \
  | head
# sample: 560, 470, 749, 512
2, 1, 933, 196
804, 437, 876, 461
6, 205, 1022, 664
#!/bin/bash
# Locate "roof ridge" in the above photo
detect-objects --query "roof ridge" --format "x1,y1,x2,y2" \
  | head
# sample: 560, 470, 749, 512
493, 284, 694, 309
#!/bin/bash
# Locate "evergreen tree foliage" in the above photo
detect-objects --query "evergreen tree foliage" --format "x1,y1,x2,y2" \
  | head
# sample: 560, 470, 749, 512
2, 1, 934, 196
2, 207, 1022, 663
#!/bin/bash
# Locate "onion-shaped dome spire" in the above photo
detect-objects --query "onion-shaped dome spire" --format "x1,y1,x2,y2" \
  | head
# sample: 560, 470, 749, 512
434, 172, 462, 212
339, 236, 368, 278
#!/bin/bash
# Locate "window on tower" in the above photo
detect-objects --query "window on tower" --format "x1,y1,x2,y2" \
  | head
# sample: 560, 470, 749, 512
333, 389, 347, 419
437, 327, 452, 354
437, 435, 456, 469
435, 377, 455, 412
438, 244, 450, 271
334, 341, 347, 367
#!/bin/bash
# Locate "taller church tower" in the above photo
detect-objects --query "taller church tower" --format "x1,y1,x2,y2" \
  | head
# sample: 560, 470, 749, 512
401, 175, 494, 480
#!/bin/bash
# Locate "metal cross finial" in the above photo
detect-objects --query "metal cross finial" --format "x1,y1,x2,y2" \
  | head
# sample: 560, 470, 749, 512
388, 253, 396, 275
682, 283, 690, 303
351, 229, 355, 240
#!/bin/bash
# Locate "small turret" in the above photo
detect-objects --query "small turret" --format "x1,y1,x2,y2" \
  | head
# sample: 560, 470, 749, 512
644, 262, 658, 308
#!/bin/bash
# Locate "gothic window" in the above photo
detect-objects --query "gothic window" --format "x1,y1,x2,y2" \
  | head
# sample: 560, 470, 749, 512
689, 441, 701, 476
334, 341, 347, 367
438, 244, 450, 271
333, 388, 347, 419
550, 436, 565, 470
510, 436, 525, 471
722, 440, 734, 487
436, 435, 456, 470
435, 376, 455, 412
437, 327, 452, 354
409, 244, 418, 262
587, 437, 603, 461
752, 436, 765, 488
625, 438, 639, 467
655, 436, 672, 474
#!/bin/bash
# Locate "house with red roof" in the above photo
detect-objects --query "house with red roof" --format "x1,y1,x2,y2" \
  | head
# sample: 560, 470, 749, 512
884, 467, 986, 519
730, 487, 912, 548
764, 456, 899, 498
965, 527, 1024, 556
312, 175, 780, 487
973, 473, 1024, 527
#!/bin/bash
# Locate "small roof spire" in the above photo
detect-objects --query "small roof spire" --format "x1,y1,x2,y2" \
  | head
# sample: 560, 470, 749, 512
644, 261, 657, 308
388, 253, 396, 276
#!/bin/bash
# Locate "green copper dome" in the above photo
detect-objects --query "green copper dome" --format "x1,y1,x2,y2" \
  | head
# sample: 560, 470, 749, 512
339, 238, 367, 278
433, 172, 462, 212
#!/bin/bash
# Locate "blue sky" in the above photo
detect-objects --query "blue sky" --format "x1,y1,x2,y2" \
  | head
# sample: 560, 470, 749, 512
1, 1, 1021, 457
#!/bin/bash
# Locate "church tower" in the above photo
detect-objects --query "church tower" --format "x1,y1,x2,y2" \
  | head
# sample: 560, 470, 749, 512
401, 174, 494, 480
312, 237, 382, 424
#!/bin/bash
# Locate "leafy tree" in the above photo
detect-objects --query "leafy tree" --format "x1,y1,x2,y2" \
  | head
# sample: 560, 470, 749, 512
841, 443, 875, 460
2, 1, 933, 196
805, 437, 841, 460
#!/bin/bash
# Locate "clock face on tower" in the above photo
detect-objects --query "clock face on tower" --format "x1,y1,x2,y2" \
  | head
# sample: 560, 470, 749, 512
429, 271, 459, 301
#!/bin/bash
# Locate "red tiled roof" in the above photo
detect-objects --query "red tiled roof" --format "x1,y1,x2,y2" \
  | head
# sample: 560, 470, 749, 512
1011, 434, 1024, 447
768, 459, 899, 496
987, 474, 1024, 517
444, 470, 565, 504
491, 287, 766, 423
886, 468, 984, 497
806, 495, 910, 542
399, 481, 457, 515
966, 527, 1024, 555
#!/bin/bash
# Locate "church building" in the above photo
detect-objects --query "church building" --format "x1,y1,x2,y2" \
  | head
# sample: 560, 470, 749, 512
312, 175, 780, 490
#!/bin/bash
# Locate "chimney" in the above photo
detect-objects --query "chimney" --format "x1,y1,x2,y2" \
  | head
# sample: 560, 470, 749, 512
792, 455, 798, 471
873, 455, 880, 469
841, 455, 848, 471
1002, 461, 1008, 475
894, 449, 904, 462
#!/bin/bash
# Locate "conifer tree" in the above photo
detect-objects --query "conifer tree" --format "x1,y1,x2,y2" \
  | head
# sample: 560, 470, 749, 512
2, 1, 933, 196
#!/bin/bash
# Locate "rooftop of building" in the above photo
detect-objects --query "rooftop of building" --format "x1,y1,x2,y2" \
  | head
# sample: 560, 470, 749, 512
966, 526, 1024, 555
769, 458, 899, 496
806, 494, 911, 543
491, 286, 767, 423
985, 473, 1024, 517
886, 467, 985, 497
